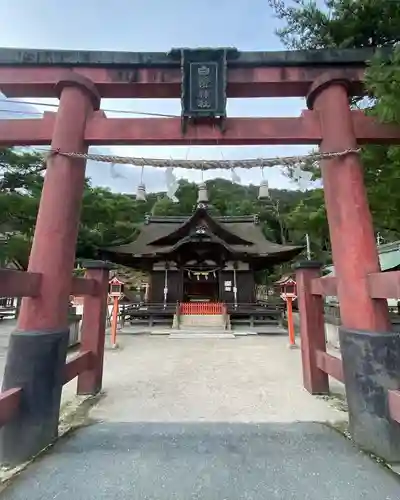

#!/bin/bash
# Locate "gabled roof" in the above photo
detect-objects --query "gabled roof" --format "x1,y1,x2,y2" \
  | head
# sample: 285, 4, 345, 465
103, 208, 303, 269
324, 240, 400, 276
275, 275, 296, 285
149, 207, 252, 246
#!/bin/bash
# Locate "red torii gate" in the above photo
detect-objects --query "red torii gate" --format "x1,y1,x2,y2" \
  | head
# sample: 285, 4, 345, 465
0, 46, 400, 465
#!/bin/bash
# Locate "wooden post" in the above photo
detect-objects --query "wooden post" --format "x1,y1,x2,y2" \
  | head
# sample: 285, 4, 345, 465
111, 295, 119, 348
18, 75, 100, 333
286, 296, 296, 348
77, 261, 113, 396
294, 261, 329, 395
307, 75, 390, 332
0, 75, 101, 467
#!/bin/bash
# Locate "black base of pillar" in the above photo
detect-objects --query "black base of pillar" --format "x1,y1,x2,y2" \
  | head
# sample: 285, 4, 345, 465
0, 330, 69, 467
339, 328, 400, 462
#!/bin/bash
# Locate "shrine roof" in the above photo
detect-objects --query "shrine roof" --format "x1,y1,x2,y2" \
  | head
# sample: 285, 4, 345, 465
103, 209, 303, 267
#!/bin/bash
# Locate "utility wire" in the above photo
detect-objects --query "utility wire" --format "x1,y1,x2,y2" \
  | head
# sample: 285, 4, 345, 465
0, 98, 179, 118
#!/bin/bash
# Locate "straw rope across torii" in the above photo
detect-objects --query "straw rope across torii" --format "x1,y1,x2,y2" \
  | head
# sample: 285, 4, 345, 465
43, 147, 361, 170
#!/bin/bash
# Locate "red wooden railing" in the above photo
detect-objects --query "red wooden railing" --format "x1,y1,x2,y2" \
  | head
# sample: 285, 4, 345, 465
315, 350, 344, 383
0, 388, 22, 427
180, 302, 224, 315
296, 264, 400, 425
0, 264, 110, 433
63, 351, 93, 385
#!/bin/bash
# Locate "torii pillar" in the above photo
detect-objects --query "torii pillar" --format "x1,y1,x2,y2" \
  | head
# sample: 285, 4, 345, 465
1, 74, 100, 466
308, 75, 400, 461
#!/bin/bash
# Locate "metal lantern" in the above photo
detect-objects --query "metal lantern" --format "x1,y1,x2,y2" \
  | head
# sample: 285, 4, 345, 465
258, 179, 270, 200
197, 182, 209, 204
136, 183, 147, 201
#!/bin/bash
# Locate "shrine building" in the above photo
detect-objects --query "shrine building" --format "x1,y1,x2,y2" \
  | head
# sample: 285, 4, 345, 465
103, 191, 302, 308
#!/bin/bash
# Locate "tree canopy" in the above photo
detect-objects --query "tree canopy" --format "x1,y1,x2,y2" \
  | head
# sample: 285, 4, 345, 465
0, 148, 314, 278
268, 0, 400, 245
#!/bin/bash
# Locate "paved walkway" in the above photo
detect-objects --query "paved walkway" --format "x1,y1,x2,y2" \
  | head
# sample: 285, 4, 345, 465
1, 334, 400, 498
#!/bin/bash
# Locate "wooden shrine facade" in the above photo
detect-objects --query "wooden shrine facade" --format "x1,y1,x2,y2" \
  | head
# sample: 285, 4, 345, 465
103, 206, 302, 305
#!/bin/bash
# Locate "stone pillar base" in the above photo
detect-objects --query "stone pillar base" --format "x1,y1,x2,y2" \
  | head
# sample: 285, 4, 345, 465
0, 330, 69, 466
340, 328, 400, 461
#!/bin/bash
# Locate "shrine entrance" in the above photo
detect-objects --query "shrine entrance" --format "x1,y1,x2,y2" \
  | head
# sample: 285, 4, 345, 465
183, 271, 219, 302
1, 45, 400, 466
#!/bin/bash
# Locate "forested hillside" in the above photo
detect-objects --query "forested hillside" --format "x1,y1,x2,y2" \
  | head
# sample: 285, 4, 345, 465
0, 147, 322, 275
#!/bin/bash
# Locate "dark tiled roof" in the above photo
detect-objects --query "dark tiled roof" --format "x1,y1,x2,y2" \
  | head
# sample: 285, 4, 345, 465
104, 209, 302, 267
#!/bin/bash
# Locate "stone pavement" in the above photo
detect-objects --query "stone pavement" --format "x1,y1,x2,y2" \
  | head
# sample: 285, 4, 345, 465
1, 334, 400, 498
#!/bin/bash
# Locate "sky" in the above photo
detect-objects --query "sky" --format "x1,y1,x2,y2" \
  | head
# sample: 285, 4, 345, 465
0, 0, 314, 195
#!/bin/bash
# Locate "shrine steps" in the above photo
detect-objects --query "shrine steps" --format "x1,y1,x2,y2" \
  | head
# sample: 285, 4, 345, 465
174, 313, 227, 329
169, 332, 236, 339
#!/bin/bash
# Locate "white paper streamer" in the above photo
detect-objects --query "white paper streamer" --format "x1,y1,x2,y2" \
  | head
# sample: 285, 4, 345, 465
110, 162, 126, 179
291, 165, 313, 192
231, 168, 241, 184
165, 167, 179, 203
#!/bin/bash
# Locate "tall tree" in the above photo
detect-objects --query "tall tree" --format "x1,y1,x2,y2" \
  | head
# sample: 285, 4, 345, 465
268, 0, 400, 247
0, 148, 44, 267
268, 0, 400, 50
0, 148, 308, 269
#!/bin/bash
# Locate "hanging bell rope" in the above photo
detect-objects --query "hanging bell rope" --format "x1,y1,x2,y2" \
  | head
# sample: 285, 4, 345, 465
43, 148, 361, 171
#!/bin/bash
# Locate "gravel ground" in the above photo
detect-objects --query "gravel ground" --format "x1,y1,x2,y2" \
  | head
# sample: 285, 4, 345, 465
1, 331, 399, 499
92, 335, 346, 423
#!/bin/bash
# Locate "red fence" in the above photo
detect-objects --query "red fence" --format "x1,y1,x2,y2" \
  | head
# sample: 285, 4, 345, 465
180, 302, 224, 315
0, 264, 110, 429
295, 264, 400, 423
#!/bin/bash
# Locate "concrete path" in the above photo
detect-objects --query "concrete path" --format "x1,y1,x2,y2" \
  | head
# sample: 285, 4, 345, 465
1, 335, 400, 498
2, 422, 399, 500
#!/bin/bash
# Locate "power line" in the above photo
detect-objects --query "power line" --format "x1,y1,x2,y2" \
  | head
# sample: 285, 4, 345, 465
0, 98, 179, 118
0, 108, 42, 116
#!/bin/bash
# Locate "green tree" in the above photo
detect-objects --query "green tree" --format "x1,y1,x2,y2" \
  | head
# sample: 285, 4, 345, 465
0, 147, 311, 275
0, 148, 44, 267
268, 0, 400, 50
268, 0, 400, 249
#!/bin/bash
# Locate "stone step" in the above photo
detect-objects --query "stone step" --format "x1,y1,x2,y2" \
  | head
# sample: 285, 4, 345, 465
169, 333, 236, 339
177, 325, 227, 330
178, 314, 226, 328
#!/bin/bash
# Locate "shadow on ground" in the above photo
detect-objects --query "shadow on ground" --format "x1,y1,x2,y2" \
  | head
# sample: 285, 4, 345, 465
1, 421, 399, 499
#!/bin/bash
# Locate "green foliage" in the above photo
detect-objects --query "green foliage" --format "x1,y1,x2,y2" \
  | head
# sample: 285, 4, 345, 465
268, 0, 400, 50
366, 47, 400, 123
0, 147, 313, 271
268, 0, 400, 249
